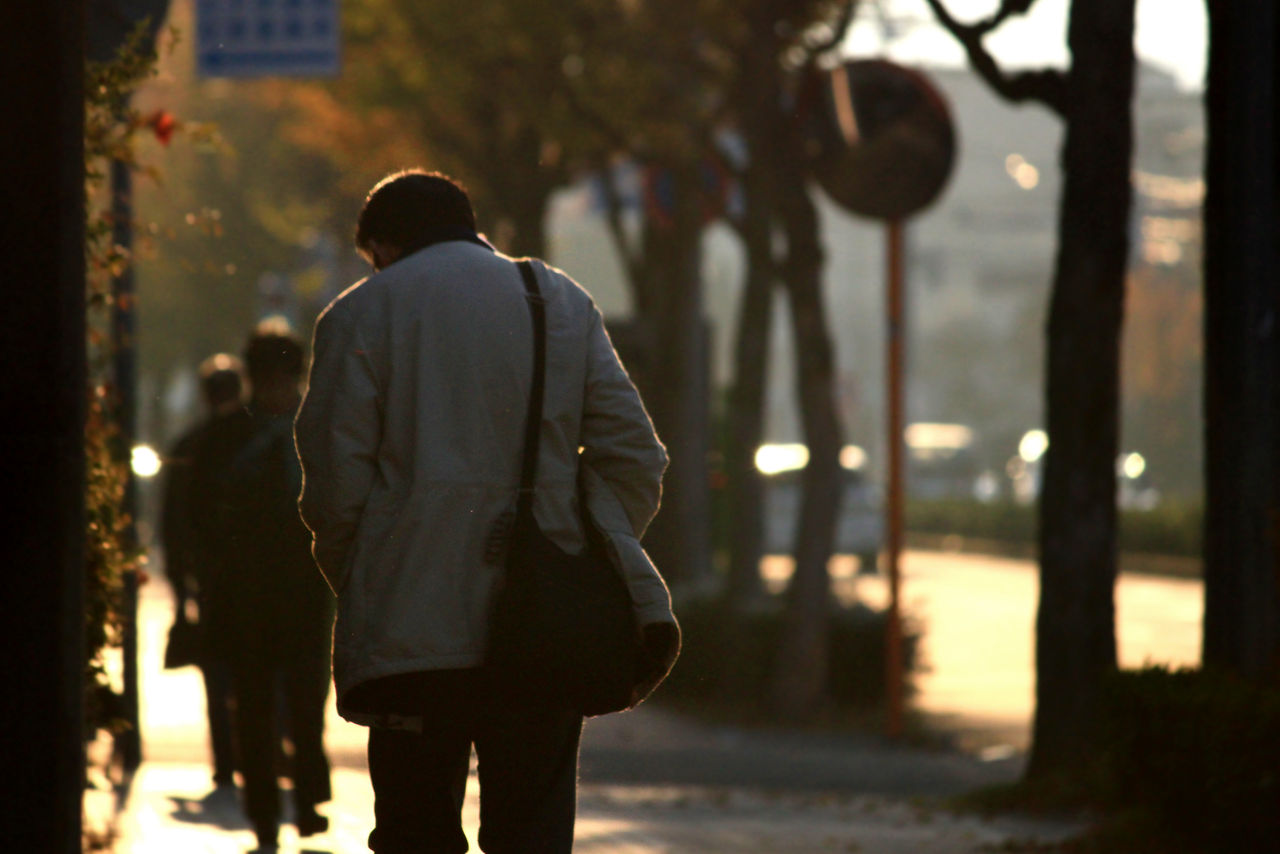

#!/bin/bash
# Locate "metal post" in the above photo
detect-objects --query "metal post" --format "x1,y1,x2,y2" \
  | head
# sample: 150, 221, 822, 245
885, 219, 905, 738
112, 157, 143, 771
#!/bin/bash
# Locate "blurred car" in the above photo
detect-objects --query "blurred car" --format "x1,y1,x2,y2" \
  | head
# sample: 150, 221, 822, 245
757, 443, 884, 572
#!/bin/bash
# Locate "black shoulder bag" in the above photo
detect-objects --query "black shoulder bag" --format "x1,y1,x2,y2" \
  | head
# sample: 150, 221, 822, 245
485, 259, 643, 717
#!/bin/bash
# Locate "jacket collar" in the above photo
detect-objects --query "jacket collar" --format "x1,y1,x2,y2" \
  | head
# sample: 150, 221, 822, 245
405, 226, 495, 256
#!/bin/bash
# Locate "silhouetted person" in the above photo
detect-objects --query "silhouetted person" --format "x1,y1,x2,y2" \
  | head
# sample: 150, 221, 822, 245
160, 353, 243, 793
295, 170, 678, 853
194, 321, 335, 849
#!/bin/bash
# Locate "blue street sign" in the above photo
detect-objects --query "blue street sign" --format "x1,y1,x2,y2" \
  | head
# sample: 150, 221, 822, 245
196, 0, 340, 78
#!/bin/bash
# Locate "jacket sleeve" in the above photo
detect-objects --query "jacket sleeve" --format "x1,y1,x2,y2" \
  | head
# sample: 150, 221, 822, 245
294, 299, 382, 594
579, 305, 668, 538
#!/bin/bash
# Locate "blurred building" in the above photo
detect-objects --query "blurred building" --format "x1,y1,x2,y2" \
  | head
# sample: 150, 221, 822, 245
546, 63, 1204, 499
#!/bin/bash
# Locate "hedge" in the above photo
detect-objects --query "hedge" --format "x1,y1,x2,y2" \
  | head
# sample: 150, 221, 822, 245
905, 499, 1202, 558
657, 594, 920, 717
1098, 667, 1280, 852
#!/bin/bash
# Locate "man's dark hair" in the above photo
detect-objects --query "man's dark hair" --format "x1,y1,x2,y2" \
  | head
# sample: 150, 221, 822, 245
243, 318, 304, 383
198, 353, 243, 407
355, 169, 477, 257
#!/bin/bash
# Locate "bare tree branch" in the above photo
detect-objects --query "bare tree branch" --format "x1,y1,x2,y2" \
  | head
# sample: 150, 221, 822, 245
923, 0, 1069, 116
973, 0, 1039, 38
805, 0, 860, 57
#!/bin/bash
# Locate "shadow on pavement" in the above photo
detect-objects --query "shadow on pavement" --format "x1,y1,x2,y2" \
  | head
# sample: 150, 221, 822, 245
166, 785, 249, 831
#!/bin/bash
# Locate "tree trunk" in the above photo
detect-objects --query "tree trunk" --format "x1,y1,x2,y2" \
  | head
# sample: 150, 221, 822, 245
488, 125, 557, 259
771, 169, 843, 719
1201, 0, 1280, 679
501, 186, 550, 260
725, 38, 782, 607
0, 4, 87, 850
1027, 0, 1135, 778
725, 180, 775, 606
638, 163, 713, 587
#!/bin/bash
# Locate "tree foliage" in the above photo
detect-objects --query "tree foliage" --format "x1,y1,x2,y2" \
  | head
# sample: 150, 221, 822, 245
83, 23, 164, 731
83, 21, 225, 731
131, 5, 349, 386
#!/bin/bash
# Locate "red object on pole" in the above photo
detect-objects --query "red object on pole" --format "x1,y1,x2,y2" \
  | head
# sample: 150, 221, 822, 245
885, 219, 906, 739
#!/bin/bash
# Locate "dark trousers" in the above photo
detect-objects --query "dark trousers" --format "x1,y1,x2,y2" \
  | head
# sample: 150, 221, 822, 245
231, 639, 332, 836
362, 669, 582, 854
200, 656, 236, 786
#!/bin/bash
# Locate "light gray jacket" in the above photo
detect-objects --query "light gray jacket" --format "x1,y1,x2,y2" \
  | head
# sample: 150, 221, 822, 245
294, 240, 672, 723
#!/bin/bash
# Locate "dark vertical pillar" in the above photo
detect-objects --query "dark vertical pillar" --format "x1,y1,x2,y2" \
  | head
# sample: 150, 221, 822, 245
112, 158, 143, 769
1202, 0, 1280, 678
0, 5, 88, 852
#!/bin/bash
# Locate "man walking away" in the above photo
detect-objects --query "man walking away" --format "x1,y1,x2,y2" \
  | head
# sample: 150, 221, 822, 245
295, 170, 679, 853
195, 322, 335, 849
160, 353, 243, 795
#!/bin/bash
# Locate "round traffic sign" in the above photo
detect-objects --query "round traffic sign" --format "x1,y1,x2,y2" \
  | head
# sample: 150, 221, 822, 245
801, 60, 956, 220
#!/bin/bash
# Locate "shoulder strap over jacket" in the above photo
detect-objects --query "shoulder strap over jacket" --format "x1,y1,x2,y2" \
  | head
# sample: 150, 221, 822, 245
515, 259, 545, 520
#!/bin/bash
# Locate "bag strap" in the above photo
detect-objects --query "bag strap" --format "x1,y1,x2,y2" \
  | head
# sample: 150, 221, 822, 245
515, 259, 546, 519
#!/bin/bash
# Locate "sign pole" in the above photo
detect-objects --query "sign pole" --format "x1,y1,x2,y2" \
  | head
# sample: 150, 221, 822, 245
885, 218, 905, 739
801, 59, 952, 739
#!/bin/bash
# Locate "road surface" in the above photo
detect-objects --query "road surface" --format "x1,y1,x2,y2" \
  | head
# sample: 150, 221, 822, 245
767, 549, 1202, 751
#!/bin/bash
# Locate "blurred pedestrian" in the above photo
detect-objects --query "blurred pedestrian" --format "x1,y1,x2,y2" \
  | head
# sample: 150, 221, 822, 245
159, 353, 243, 794
194, 321, 335, 849
295, 169, 679, 854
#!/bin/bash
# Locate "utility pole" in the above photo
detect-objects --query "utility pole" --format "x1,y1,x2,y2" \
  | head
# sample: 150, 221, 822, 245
0, 5, 88, 852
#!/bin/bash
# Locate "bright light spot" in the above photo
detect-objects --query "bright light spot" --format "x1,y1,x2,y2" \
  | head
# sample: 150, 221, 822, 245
754, 443, 868, 473
131, 444, 162, 478
755, 443, 809, 475
1143, 239, 1183, 266
1019, 429, 1048, 464
840, 445, 867, 471
1142, 215, 1199, 242
905, 423, 974, 451
1006, 456, 1027, 480
1121, 452, 1147, 480
973, 470, 1001, 503
1006, 154, 1040, 189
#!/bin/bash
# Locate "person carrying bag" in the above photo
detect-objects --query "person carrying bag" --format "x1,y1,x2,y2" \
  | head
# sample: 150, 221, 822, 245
485, 260, 677, 716
296, 170, 679, 854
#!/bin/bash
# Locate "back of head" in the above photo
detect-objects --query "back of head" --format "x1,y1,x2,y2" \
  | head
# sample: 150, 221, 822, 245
355, 169, 477, 259
198, 352, 244, 409
243, 318, 304, 388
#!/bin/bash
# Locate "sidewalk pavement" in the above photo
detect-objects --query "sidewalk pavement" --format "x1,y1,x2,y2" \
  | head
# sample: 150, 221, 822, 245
115, 580, 1089, 853
117, 758, 1087, 854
